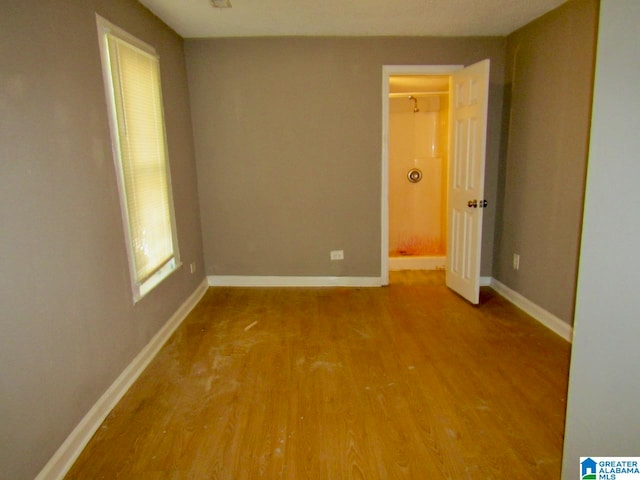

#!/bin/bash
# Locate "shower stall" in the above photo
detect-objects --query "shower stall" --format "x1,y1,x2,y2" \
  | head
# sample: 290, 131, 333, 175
388, 80, 449, 270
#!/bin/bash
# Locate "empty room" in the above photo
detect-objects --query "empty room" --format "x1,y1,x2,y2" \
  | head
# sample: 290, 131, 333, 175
1, 0, 639, 479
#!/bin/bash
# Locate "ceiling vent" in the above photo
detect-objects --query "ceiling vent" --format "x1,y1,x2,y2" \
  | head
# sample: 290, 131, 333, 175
211, 0, 232, 8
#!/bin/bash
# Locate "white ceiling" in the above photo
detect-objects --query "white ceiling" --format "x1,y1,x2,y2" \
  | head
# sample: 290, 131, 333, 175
139, 0, 567, 38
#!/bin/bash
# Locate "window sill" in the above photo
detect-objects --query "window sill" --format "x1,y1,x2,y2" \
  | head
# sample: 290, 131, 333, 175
134, 258, 182, 303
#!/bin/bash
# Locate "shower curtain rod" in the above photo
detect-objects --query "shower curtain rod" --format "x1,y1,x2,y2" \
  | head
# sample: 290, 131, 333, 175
388, 91, 448, 98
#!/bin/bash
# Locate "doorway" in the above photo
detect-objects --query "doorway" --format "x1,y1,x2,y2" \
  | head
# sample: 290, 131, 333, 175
388, 75, 449, 272
381, 65, 462, 286
381, 62, 490, 303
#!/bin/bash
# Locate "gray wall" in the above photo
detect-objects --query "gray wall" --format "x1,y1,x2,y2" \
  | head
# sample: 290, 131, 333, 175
493, 0, 599, 324
185, 37, 505, 278
0, 1, 204, 478
562, 1, 640, 476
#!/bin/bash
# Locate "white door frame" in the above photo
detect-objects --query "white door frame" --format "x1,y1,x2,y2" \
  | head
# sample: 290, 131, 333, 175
381, 65, 463, 285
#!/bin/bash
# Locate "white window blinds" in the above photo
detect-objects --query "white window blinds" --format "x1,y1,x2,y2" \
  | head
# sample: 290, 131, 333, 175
97, 16, 179, 300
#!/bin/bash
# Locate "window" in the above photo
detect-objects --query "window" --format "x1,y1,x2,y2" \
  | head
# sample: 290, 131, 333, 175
96, 16, 180, 302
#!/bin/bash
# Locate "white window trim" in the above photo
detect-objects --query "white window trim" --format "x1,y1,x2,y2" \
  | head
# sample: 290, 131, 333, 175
96, 14, 181, 303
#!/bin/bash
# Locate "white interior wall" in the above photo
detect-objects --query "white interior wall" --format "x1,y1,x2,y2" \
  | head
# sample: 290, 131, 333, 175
562, 1, 640, 477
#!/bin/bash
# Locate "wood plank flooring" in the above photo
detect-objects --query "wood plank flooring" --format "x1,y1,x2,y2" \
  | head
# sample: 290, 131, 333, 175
65, 271, 571, 479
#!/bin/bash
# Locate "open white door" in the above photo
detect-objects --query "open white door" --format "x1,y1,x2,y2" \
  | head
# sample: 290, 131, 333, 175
446, 59, 490, 304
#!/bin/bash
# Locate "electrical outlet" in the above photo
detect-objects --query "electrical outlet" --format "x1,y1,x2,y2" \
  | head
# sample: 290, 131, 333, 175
513, 254, 520, 270
190, 262, 197, 274
330, 250, 344, 261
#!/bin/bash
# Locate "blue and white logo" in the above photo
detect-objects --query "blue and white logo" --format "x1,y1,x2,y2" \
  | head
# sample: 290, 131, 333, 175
580, 457, 640, 479
582, 458, 597, 479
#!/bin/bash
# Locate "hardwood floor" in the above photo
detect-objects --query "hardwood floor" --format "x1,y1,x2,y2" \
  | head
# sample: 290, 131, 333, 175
65, 271, 571, 479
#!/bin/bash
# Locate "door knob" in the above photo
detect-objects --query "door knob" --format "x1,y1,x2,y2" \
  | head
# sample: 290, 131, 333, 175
468, 199, 478, 208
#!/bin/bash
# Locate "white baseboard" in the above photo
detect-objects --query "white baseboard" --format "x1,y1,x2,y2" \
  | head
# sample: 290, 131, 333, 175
209, 275, 489, 288
35, 278, 209, 480
208, 275, 382, 287
490, 278, 573, 342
